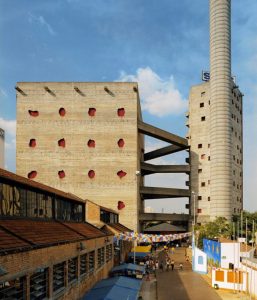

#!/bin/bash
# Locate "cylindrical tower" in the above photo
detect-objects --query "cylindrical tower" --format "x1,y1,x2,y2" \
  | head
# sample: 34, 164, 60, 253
210, 0, 232, 220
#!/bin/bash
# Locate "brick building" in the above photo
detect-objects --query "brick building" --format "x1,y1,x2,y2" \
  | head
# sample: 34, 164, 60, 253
0, 168, 117, 299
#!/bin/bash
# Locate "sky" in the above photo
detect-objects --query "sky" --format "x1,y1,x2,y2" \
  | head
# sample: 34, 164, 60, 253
0, 0, 256, 213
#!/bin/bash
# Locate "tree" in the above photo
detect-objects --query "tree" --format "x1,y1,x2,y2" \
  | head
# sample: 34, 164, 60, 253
195, 217, 232, 249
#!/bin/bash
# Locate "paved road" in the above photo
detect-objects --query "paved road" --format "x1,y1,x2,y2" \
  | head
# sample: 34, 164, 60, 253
156, 247, 222, 300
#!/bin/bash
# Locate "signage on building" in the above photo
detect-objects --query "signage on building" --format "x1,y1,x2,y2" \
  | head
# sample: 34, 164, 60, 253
202, 71, 236, 84
202, 71, 210, 82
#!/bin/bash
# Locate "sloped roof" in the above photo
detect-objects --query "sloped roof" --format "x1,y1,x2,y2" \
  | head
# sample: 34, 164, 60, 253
0, 218, 108, 255
0, 168, 85, 204
144, 223, 186, 232
107, 223, 132, 233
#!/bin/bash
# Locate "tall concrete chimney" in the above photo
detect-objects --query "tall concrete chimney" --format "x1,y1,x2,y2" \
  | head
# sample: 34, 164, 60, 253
210, 0, 232, 220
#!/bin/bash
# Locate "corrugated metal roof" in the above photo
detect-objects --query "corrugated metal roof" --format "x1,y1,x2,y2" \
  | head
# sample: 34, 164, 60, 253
0, 227, 30, 251
0, 168, 85, 204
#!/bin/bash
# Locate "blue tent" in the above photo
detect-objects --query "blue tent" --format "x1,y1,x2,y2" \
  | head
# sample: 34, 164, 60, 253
82, 276, 142, 300
111, 263, 145, 274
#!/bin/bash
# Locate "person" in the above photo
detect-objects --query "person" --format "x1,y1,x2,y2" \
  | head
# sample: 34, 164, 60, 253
179, 263, 183, 270
171, 259, 175, 271
171, 247, 175, 254
166, 258, 170, 271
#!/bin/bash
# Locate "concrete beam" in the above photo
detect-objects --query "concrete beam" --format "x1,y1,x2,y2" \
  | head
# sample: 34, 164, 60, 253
139, 213, 189, 222
140, 186, 190, 199
138, 121, 188, 147
144, 144, 187, 161
141, 162, 190, 175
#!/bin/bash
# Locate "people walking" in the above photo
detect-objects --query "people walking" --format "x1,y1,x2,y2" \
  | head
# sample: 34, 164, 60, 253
179, 263, 183, 270
171, 259, 175, 271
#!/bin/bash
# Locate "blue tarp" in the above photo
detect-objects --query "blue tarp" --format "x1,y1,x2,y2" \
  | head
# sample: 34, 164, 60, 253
111, 263, 145, 273
128, 252, 150, 258
82, 276, 142, 300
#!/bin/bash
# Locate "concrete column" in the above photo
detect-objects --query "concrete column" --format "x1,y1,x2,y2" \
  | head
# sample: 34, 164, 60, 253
210, 0, 232, 220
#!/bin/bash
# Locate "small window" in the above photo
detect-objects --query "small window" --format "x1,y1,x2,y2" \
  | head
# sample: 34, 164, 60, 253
233, 170, 235, 175
88, 170, 95, 179
29, 139, 36, 147
208, 156, 210, 161
201, 116, 206, 121
87, 139, 95, 148
28, 171, 37, 179
117, 108, 125, 117
59, 108, 66, 117
28, 110, 39, 117
197, 208, 202, 213
89, 251, 95, 273
231, 127, 234, 132
198, 169, 202, 173
117, 138, 125, 148
201, 92, 205, 97
233, 155, 235, 161
198, 196, 202, 200
233, 181, 235, 186
208, 144, 210, 148
198, 144, 202, 148
30, 269, 48, 299
208, 197, 210, 201
53, 263, 65, 293
80, 254, 88, 276
117, 170, 127, 178
97, 247, 105, 268
201, 154, 205, 160
58, 138, 65, 148
200, 103, 204, 108
58, 170, 65, 178
198, 256, 204, 265
68, 258, 78, 283
201, 182, 205, 187
88, 108, 96, 117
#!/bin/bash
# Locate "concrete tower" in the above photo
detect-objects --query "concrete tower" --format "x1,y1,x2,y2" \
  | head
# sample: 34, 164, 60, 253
210, 0, 232, 220
187, 0, 243, 223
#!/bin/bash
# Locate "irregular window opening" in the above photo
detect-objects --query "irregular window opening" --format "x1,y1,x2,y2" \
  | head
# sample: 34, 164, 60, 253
59, 108, 66, 116
87, 139, 95, 148
117, 108, 125, 117
117, 170, 127, 178
28, 110, 39, 117
28, 171, 37, 179
88, 170, 95, 179
118, 201, 125, 210
29, 139, 36, 147
58, 170, 65, 179
88, 108, 96, 117
117, 139, 125, 148
58, 138, 66, 148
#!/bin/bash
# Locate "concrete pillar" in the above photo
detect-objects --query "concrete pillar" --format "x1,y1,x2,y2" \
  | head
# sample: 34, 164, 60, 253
210, 0, 232, 220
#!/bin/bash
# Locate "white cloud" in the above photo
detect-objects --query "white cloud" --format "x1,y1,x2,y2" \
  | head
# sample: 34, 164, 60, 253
117, 67, 187, 117
28, 13, 56, 36
0, 118, 16, 137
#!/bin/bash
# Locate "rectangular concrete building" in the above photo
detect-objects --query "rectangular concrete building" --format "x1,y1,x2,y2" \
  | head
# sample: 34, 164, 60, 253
187, 81, 243, 223
16, 82, 143, 231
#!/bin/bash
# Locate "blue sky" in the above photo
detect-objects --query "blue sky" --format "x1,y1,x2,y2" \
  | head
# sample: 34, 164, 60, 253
0, 0, 256, 212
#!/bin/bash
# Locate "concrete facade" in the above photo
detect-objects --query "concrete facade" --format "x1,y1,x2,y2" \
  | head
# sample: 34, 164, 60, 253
0, 128, 4, 168
187, 81, 243, 222
187, 0, 243, 223
16, 82, 143, 231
